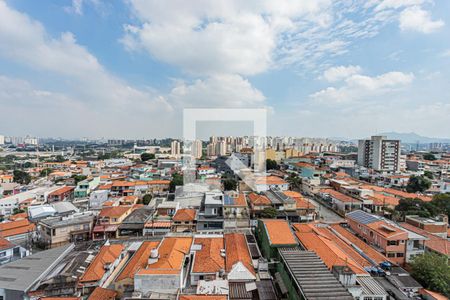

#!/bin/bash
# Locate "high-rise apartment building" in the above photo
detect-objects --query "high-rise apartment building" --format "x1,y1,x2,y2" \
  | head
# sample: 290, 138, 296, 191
357, 136, 400, 173
0, 135, 4, 145
192, 139, 203, 159
171, 140, 181, 156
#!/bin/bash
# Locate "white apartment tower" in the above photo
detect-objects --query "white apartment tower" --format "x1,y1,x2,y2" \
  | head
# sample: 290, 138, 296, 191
358, 136, 401, 173
192, 139, 203, 159
171, 140, 181, 156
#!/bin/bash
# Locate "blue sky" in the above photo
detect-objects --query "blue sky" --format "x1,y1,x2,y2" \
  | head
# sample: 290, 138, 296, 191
0, 0, 449, 139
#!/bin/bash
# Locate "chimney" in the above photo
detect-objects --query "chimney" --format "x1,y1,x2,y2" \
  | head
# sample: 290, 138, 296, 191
148, 248, 159, 264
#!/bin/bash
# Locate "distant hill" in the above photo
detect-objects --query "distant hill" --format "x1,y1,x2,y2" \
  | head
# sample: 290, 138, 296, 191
331, 132, 450, 144
377, 132, 450, 144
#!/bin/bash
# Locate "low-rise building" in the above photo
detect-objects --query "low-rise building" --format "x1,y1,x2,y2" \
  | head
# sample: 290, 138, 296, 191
257, 219, 298, 259
223, 193, 250, 228
134, 237, 193, 295
0, 218, 36, 243
171, 208, 197, 233
79, 244, 126, 294
47, 186, 75, 203
38, 212, 95, 248
190, 237, 225, 285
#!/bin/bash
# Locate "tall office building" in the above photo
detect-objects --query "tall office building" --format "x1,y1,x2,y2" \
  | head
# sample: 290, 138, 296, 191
0, 135, 4, 145
171, 140, 181, 156
357, 136, 400, 173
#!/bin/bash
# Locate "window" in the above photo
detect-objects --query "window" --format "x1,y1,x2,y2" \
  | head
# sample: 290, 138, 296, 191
397, 253, 404, 257
387, 240, 398, 246
387, 253, 396, 258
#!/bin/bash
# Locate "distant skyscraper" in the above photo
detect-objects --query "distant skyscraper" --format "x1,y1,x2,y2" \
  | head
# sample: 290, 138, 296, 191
216, 140, 227, 156
0, 135, 4, 145
171, 140, 181, 156
357, 136, 400, 173
206, 142, 216, 157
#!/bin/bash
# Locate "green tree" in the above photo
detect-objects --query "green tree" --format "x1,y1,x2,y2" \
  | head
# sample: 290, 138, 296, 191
266, 159, 278, 170
71, 174, 87, 184
423, 170, 434, 179
13, 170, 31, 185
141, 152, 155, 161
423, 153, 437, 161
12, 208, 25, 215
40, 168, 54, 177
261, 207, 278, 218
406, 175, 431, 193
169, 173, 184, 192
23, 161, 33, 168
410, 252, 450, 297
142, 194, 153, 205
431, 193, 450, 219
54, 155, 66, 162
286, 173, 301, 189
223, 178, 238, 191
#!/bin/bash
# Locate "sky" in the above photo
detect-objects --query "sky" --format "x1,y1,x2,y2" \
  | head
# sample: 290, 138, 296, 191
0, 0, 449, 140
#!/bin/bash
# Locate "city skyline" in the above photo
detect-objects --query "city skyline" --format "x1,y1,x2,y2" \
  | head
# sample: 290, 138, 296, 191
1, 1, 450, 138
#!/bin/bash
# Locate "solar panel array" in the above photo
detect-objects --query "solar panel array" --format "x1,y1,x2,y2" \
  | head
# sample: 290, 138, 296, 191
346, 210, 380, 224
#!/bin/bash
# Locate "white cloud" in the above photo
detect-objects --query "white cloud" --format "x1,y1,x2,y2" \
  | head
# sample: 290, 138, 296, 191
167, 74, 266, 108
311, 71, 414, 103
321, 65, 362, 82
64, 0, 83, 15
399, 6, 444, 33
373, 0, 427, 11
124, 0, 403, 75
441, 49, 450, 57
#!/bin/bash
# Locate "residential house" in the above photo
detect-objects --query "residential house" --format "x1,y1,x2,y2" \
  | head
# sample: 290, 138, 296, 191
319, 189, 363, 215
89, 190, 109, 209
111, 181, 135, 197
171, 208, 197, 233
400, 222, 449, 262
0, 237, 28, 265
254, 176, 289, 193
134, 237, 193, 295
114, 241, 160, 296
190, 237, 225, 285
47, 186, 75, 203
264, 190, 298, 222
405, 215, 448, 239
74, 177, 100, 198
93, 206, 133, 240
197, 191, 224, 231
38, 212, 95, 248
346, 210, 410, 265
257, 219, 298, 260
0, 218, 36, 243
146, 180, 171, 194
247, 193, 272, 218
282, 191, 316, 222
224, 233, 256, 282
79, 244, 126, 294
223, 193, 250, 228
118, 206, 153, 237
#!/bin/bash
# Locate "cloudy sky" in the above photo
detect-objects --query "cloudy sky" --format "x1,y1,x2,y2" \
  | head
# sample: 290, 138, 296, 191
0, 0, 449, 139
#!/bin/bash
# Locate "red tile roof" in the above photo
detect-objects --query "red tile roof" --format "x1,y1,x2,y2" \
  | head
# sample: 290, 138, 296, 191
192, 237, 225, 273
88, 287, 117, 300
263, 219, 297, 245
247, 193, 271, 206
224, 233, 254, 275
0, 237, 14, 251
137, 237, 192, 275
79, 244, 124, 283
400, 223, 449, 256
98, 206, 132, 218
48, 186, 75, 197
115, 241, 160, 281
173, 208, 197, 222
0, 219, 36, 238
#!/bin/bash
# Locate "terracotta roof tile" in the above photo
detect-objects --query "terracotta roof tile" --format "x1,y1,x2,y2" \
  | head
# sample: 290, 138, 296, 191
0, 219, 36, 238
80, 244, 124, 283
263, 219, 297, 245
192, 237, 225, 273
137, 237, 192, 275
224, 233, 254, 275
98, 206, 132, 218
400, 223, 449, 256
173, 208, 197, 222
116, 241, 160, 281
247, 193, 271, 206
88, 287, 117, 300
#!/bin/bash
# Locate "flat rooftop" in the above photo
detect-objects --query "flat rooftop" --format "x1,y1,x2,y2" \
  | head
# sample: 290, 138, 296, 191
279, 248, 353, 300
